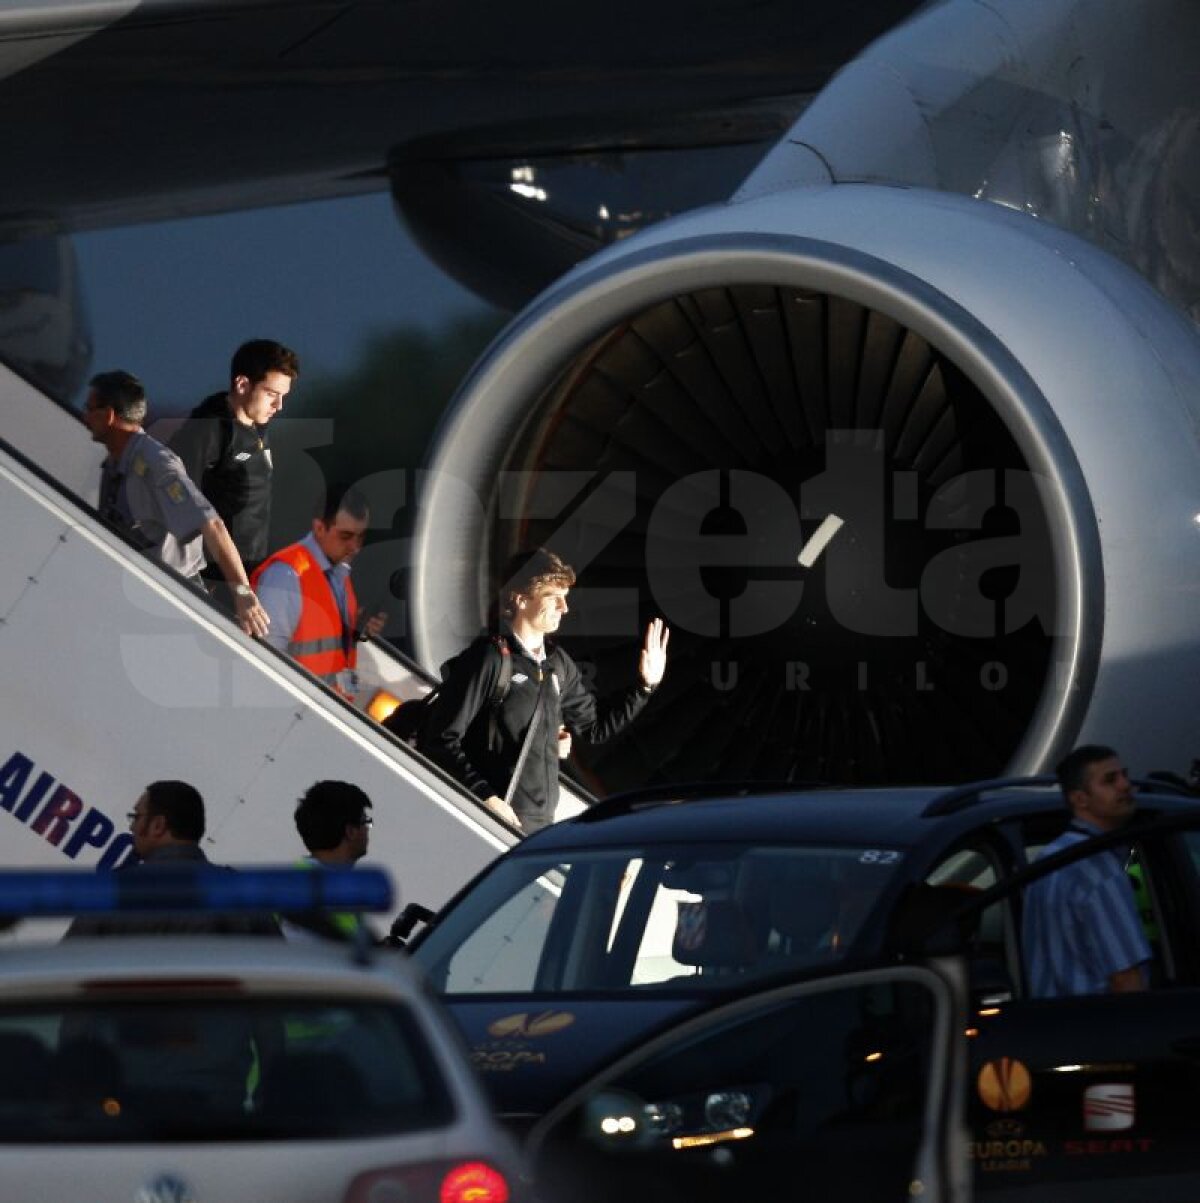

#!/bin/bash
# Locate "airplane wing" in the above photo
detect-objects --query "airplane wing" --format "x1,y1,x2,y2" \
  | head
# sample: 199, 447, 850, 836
0, 0, 923, 236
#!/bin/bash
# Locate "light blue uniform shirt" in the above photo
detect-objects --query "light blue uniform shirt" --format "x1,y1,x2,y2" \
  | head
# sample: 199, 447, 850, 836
99, 430, 215, 578
1022, 820, 1151, 998
255, 532, 356, 694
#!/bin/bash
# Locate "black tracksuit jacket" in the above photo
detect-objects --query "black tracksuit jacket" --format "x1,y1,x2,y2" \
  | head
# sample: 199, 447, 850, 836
422, 631, 650, 832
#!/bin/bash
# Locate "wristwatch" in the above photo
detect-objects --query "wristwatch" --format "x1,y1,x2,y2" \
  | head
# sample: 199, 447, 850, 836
233, 584, 254, 600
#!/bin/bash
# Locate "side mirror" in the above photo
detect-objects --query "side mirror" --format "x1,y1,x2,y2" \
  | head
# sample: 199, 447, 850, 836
387, 901, 435, 948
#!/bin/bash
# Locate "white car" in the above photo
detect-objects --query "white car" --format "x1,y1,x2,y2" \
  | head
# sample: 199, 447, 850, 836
0, 868, 521, 1203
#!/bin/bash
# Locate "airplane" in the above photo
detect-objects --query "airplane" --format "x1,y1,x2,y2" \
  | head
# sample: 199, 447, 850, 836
3, 0, 1199, 824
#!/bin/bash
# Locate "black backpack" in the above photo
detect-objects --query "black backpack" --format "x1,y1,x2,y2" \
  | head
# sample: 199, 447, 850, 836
384, 635, 512, 748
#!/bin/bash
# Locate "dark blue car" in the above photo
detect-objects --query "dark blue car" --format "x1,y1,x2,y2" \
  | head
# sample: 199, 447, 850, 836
410, 776, 1200, 1202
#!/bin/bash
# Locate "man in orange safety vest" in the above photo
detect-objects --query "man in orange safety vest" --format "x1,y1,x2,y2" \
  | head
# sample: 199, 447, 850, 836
252, 485, 386, 701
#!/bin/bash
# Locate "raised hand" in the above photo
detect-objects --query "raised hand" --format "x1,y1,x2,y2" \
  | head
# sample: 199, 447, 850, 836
638, 617, 670, 689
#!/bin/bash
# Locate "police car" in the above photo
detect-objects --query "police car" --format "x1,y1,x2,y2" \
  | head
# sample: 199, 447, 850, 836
408, 775, 1200, 1203
0, 868, 520, 1203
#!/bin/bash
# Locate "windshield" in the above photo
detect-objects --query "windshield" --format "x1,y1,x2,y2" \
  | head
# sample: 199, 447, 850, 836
414, 844, 905, 995
0, 998, 454, 1143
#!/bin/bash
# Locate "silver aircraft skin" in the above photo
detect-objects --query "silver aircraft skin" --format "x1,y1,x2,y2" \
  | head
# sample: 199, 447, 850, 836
4, 0, 1200, 793
411, 0, 1200, 789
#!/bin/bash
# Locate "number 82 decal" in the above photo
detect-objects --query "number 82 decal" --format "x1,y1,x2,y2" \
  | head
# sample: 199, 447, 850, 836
858, 850, 901, 865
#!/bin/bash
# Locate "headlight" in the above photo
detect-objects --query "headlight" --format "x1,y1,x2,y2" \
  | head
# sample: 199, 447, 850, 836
584, 1084, 769, 1151
703, 1090, 754, 1130
643, 1100, 684, 1136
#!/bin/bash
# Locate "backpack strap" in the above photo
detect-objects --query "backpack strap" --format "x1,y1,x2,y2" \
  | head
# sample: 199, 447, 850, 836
480, 634, 513, 749
503, 671, 551, 809
488, 635, 513, 709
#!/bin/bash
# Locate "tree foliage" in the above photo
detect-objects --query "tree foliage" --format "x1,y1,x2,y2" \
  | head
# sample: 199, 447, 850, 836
287, 311, 506, 482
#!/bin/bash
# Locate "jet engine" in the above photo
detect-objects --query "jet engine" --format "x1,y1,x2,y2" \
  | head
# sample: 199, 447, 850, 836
410, 184, 1200, 792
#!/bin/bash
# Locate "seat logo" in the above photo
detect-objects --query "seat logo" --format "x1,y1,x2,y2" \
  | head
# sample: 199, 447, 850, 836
1083, 1083, 1135, 1131
135, 1174, 196, 1203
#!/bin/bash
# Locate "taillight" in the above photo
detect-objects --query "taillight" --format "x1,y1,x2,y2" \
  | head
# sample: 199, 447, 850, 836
344, 1159, 511, 1203
440, 1162, 510, 1203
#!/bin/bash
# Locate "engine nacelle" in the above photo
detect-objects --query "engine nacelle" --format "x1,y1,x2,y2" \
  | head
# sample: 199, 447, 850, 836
412, 185, 1200, 788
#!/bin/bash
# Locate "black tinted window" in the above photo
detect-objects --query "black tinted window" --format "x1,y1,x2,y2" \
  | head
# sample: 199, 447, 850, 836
415, 844, 905, 994
0, 999, 455, 1142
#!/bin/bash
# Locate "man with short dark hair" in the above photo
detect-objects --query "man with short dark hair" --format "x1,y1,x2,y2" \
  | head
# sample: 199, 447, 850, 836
67, 780, 279, 937
1022, 744, 1151, 997
294, 780, 373, 867
83, 371, 269, 638
169, 339, 299, 597
285, 781, 375, 943
127, 778, 206, 859
423, 547, 669, 835
251, 485, 386, 700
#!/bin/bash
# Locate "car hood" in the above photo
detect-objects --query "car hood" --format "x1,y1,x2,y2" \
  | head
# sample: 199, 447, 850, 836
444, 996, 704, 1115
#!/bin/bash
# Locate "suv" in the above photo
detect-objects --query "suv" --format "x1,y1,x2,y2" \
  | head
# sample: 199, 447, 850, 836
0, 867, 520, 1203
409, 776, 1200, 1202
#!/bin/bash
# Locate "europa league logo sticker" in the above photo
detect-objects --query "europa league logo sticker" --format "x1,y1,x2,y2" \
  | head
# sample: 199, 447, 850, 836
977, 1058, 1032, 1113
487, 1011, 576, 1039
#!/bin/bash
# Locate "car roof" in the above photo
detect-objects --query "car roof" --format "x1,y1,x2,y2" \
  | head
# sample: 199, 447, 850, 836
0, 936, 428, 1001
519, 778, 1200, 854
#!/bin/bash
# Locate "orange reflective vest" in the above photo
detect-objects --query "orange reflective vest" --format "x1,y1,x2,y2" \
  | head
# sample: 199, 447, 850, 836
252, 542, 359, 697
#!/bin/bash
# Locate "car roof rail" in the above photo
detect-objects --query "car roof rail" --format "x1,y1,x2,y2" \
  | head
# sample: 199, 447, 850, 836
921, 775, 1058, 818
575, 779, 835, 823
1144, 771, 1200, 797
923, 771, 1198, 819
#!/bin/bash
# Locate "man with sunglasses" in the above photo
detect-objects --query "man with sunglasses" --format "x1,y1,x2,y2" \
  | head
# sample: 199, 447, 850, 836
67, 781, 279, 937
284, 780, 377, 943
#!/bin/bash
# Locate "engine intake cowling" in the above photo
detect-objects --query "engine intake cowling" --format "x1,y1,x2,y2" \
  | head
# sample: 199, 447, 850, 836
412, 185, 1200, 789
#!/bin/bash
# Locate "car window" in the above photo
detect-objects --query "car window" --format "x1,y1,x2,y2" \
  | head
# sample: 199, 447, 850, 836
927, 846, 997, 890
1179, 830, 1200, 876
0, 999, 455, 1142
438, 864, 567, 993
921, 844, 1017, 996
527, 968, 960, 1203
416, 845, 907, 996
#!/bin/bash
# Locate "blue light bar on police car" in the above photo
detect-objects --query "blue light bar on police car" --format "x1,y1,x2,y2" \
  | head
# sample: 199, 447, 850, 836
0, 867, 394, 917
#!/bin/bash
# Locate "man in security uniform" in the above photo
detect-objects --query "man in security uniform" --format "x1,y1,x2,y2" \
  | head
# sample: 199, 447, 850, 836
251, 484, 386, 700
83, 370, 270, 638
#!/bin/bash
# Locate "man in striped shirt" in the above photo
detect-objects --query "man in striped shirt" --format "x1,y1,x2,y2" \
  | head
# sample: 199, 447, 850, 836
1022, 745, 1151, 998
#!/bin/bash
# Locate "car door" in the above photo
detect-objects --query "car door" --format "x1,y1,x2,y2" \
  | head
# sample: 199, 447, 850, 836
523, 962, 971, 1203
940, 811, 1200, 1202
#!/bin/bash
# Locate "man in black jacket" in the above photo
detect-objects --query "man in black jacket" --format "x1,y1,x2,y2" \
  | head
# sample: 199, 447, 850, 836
66, 780, 280, 938
169, 339, 299, 605
422, 549, 669, 834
